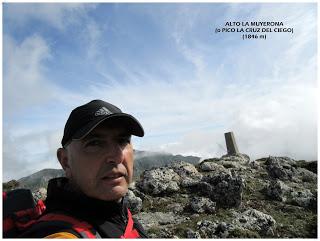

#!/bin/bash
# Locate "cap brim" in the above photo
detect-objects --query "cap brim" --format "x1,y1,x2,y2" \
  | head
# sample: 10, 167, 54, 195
72, 113, 144, 140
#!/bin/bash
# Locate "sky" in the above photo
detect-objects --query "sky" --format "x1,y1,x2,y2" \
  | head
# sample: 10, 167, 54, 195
2, 2, 318, 181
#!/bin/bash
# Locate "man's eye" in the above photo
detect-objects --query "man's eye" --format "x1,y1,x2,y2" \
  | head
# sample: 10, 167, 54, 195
86, 140, 103, 147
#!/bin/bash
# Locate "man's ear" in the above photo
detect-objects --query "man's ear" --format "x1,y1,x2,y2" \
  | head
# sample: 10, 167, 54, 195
57, 148, 72, 178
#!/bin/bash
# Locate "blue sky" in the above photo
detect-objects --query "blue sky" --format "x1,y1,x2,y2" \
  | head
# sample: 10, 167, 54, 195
3, 3, 318, 181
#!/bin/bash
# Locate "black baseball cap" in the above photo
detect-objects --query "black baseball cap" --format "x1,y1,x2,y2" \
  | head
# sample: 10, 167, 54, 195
61, 100, 144, 147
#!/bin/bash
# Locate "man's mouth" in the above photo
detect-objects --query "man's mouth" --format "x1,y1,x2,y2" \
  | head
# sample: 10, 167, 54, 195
102, 173, 125, 180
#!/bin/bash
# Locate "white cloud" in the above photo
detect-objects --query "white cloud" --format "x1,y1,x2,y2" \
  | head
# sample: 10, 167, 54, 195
3, 3, 317, 182
3, 34, 56, 116
84, 20, 104, 60
4, 3, 95, 31
3, 129, 62, 181
3, 33, 73, 181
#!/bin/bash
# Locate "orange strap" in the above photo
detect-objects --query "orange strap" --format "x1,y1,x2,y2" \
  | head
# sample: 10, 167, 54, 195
45, 232, 79, 239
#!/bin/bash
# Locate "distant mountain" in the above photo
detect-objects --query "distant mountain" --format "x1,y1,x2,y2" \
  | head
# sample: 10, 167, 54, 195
18, 169, 65, 191
6, 150, 200, 190
133, 150, 200, 180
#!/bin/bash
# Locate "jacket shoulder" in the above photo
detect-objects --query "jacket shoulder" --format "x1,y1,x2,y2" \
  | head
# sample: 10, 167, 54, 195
19, 212, 97, 238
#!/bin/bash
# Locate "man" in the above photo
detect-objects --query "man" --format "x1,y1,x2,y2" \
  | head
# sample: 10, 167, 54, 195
26, 100, 148, 238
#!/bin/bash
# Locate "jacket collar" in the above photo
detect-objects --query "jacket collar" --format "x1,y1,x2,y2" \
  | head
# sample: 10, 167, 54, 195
45, 177, 128, 219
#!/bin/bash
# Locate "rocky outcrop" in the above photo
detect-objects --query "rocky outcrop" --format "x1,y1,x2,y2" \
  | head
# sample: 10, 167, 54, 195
290, 189, 316, 209
136, 167, 181, 195
264, 156, 316, 184
199, 161, 226, 172
189, 197, 216, 214
201, 170, 244, 208
170, 161, 202, 180
266, 180, 292, 202
265, 156, 298, 181
28, 154, 317, 238
133, 154, 317, 238
232, 208, 276, 236
126, 190, 143, 214
195, 220, 231, 238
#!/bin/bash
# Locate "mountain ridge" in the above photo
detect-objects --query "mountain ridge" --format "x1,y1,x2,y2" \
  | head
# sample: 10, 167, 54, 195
4, 150, 200, 191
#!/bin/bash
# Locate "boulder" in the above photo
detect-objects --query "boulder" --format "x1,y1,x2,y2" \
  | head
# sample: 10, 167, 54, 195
202, 170, 244, 208
266, 180, 316, 209
265, 156, 297, 181
126, 190, 143, 214
186, 229, 201, 238
190, 197, 216, 214
296, 168, 317, 183
197, 220, 218, 238
181, 177, 199, 188
199, 161, 226, 172
232, 208, 276, 236
290, 189, 316, 209
137, 167, 180, 195
266, 180, 291, 202
212, 153, 252, 170
169, 161, 203, 180
196, 220, 232, 238
220, 153, 251, 163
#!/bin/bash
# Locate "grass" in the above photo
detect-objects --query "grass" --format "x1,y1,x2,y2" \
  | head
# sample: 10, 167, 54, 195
228, 227, 260, 238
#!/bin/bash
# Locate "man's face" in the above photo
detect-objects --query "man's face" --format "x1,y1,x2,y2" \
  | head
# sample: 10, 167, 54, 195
59, 123, 134, 201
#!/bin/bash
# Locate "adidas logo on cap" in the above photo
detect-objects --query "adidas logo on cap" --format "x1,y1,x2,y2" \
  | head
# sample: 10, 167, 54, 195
95, 107, 113, 116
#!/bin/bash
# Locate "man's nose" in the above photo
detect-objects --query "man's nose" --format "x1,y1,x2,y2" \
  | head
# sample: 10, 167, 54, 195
104, 143, 124, 164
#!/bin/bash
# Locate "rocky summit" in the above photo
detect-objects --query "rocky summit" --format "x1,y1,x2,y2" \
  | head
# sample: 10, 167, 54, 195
6, 153, 317, 238
127, 154, 317, 238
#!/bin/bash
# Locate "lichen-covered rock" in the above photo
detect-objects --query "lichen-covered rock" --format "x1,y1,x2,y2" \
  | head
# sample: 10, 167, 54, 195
232, 208, 276, 236
169, 161, 202, 179
202, 170, 244, 208
216, 222, 230, 238
126, 190, 142, 214
181, 177, 199, 188
296, 168, 317, 183
265, 156, 297, 181
137, 167, 180, 195
134, 212, 187, 231
219, 160, 247, 170
265, 180, 316, 210
199, 161, 226, 172
190, 197, 216, 214
220, 153, 251, 163
196, 220, 232, 238
266, 180, 292, 202
197, 220, 218, 238
265, 157, 316, 183
132, 155, 316, 238
186, 229, 201, 238
212, 153, 252, 170
290, 189, 316, 209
